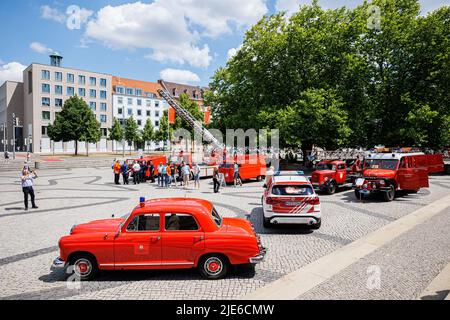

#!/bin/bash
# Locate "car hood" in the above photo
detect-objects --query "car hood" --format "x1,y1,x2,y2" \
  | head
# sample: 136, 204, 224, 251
313, 170, 335, 176
222, 217, 255, 236
71, 218, 125, 235
363, 169, 396, 179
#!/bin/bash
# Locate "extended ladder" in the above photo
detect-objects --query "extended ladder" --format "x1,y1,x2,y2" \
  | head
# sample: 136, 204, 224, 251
157, 81, 223, 150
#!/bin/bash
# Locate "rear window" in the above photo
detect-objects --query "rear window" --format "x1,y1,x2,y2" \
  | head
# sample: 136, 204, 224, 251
165, 214, 199, 231
272, 185, 314, 196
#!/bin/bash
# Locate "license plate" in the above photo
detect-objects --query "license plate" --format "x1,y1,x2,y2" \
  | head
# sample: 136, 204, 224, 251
355, 178, 365, 186
285, 202, 302, 206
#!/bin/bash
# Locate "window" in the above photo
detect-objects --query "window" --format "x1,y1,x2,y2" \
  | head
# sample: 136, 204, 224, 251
67, 73, 74, 83
137, 120, 142, 126
172, 88, 177, 96
67, 87, 75, 96
211, 207, 222, 228
137, 99, 142, 106
42, 84, 50, 93
89, 102, 96, 110
147, 92, 156, 98
146, 100, 151, 107
101, 128, 108, 136
78, 88, 86, 97
42, 97, 50, 107
271, 185, 314, 196
41, 70, 50, 80
100, 103, 107, 111
41, 126, 48, 136
136, 89, 142, 96
119, 119, 125, 126
127, 98, 133, 105
100, 90, 107, 99
118, 97, 123, 104
155, 111, 160, 117
100, 78, 107, 87
165, 214, 199, 231
127, 214, 160, 232
146, 110, 151, 117
338, 164, 345, 170
90, 89, 96, 98
90, 77, 96, 86
118, 108, 123, 115
55, 98, 63, 107
42, 111, 51, 120
137, 109, 142, 116
127, 108, 133, 116
79, 75, 86, 85
126, 88, 134, 95
55, 72, 62, 82
116, 86, 124, 94
55, 85, 63, 95
155, 120, 159, 127
155, 101, 160, 108
100, 115, 107, 123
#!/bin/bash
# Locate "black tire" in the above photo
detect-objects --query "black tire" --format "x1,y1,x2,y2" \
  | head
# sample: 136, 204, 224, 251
199, 254, 228, 280
326, 182, 337, 195
383, 185, 396, 202
68, 253, 99, 281
263, 217, 272, 228
310, 220, 321, 230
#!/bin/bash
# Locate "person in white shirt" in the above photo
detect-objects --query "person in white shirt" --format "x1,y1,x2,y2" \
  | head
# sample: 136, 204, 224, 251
182, 163, 191, 188
193, 163, 201, 189
132, 161, 141, 185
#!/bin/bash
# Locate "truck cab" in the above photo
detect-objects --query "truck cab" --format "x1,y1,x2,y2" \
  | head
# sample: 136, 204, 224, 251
311, 160, 359, 195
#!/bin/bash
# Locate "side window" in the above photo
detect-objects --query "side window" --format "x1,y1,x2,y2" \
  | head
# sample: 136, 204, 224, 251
126, 214, 160, 232
338, 164, 345, 170
165, 214, 199, 231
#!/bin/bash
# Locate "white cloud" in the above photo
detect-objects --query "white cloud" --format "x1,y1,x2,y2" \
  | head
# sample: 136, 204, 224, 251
41, 5, 66, 23
85, 0, 268, 68
30, 42, 53, 54
160, 68, 201, 84
227, 45, 243, 60
0, 62, 26, 86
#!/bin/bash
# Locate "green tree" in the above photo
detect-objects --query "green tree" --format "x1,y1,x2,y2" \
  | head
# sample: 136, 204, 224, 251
47, 95, 101, 155
154, 110, 173, 151
141, 119, 155, 153
108, 118, 124, 153
124, 116, 139, 155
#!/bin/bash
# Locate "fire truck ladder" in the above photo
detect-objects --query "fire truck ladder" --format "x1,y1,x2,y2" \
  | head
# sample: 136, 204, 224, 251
316, 149, 366, 161
157, 81, 223, 150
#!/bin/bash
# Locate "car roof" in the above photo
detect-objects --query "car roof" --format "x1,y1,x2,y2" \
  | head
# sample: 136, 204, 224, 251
366, 153, 424, 160
272, 175, 310, 184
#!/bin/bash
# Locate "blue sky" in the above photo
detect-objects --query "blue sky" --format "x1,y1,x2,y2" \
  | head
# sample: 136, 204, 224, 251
0, 0, 449, 87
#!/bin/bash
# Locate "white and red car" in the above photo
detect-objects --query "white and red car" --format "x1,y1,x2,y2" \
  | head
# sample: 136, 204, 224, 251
261, 171, 321, 229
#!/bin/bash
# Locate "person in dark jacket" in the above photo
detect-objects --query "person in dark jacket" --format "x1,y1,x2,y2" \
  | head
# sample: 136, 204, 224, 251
121, 161, 129, 185
149, 161, 155, 183
213, 168, 220, 193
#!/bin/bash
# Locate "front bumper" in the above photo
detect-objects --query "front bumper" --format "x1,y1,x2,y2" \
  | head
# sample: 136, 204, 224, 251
51, 257, 67, 270
249, 248, 267, 264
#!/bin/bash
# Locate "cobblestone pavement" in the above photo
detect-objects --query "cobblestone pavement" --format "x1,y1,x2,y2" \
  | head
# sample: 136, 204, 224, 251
0, 168, 449, 300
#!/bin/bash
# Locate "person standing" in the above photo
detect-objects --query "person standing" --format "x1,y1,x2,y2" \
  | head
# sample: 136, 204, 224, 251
21, 168, 38, 210
161, 163, 168, 188
4, 151, 10, 164
113, 160, 121, 185
177, 163, 183, 187
157, 162, 163, 187
149, 161, 155, 183
193, 163, 201, 189
132, 161, 141, 185
213, 168, 220, 193
233, 162, 242, 187
182, 163, 191, 188
121, 161, 129, 185
170, 163, 177, 188
166, 164, 172, 187
140, 161, 147, 183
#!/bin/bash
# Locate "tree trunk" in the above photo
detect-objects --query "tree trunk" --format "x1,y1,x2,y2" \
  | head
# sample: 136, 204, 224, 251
86, 140, 89, 157
75, 140, 78, 156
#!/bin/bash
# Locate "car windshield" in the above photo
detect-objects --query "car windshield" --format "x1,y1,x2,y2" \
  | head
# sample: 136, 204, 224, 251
364, 159, 399, 170
211, 207, 223, 228
272, 185, 314, 196
316, 163, 336, 171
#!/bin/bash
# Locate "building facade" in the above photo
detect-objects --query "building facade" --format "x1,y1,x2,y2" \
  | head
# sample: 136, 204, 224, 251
0, 81, 24, 152
112, 77, 168, 151
22, 53, 113, 153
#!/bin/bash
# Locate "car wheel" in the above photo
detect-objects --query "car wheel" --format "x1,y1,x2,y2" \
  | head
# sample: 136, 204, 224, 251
383, 185, 395, 202
326, 182, 337, 195
263, 217, 272, 228
199, 254, 228, 280
354, 189, 361, 199
69, 253, 98, 281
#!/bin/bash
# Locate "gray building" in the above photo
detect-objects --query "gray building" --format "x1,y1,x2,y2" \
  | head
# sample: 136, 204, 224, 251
0, 81, 24, 152
22, 53, 113, 153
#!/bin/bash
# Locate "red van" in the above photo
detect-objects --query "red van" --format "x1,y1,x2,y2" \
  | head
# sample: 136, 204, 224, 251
219, 155, 266, 184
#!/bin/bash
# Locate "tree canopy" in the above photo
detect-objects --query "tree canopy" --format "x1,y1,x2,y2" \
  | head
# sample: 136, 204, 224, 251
208, 0, 450, 151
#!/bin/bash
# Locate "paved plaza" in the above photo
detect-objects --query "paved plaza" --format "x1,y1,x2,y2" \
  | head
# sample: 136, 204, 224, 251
0, 167, 449, 300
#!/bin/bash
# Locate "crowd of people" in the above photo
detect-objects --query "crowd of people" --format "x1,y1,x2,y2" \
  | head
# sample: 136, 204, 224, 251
112, 159, 202, 190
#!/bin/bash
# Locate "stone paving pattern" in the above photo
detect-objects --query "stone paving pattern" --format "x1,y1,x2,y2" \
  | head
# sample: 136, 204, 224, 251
0, 168, 449, 300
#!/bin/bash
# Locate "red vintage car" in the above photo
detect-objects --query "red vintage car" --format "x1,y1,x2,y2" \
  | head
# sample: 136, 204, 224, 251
52, 198, 266, 280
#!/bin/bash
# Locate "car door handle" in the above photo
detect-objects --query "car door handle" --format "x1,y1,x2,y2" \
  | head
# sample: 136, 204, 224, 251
193, 236, 204, 243
151, 236, 161, 242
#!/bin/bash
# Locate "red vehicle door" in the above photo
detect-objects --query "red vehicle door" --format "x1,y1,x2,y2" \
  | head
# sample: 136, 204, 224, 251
162, 213, 205, 267
335, 163, 346, 184
114, 214, 162, 268
398, 156, 420, 190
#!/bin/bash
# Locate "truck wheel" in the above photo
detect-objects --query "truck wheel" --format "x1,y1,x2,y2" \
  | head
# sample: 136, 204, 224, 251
383, 185, 395, 202
263, 217, 272, 228
199, 254, 228, 280
68, 253, 99, 281
326, 182, 337, 195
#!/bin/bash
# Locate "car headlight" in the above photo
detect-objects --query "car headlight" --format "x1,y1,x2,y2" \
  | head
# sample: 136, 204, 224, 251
324, 177, 329, 181
379, 180, 385, 185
